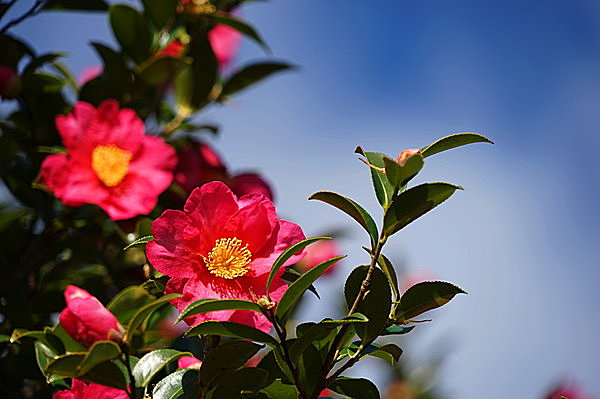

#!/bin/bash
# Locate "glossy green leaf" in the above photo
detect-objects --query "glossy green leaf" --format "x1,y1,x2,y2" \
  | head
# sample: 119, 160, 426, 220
320, 313, 369, 325
42, 0, 108, 11
109, 4, 152, 63
309, 191, 379, 246
141, 0, 177, 28
177, 298, 263, 323
90, 42, 132, 101
135, 56, 189, 86
10, 328, 45, 343
280, 268, 320, 299
153, 368, 199, 399
344, 266, 392, 341
35, 341, 64, 383
133, 349, 192, 387
355, 146, 394, 208
185, 321, 277, 347
363, 247, 400, 301
107, 285, 154, 325
199, 341, 262, 388
297, 344, 322, 395
290, 322, 337, 363
276, 256, 346, 320
179, 32, 217, 111
45, 354, 128, 389
258, 379, 298, 399
368, 344, 403, 366
384, 152, 425, 188
420, 132, 494, 158
395, 281, 466, 322
205, 13, 269, 52
76, 341, 121, 376
383, 182, 462, 236
123, 235, 154, 250
211, 367, 270, 399
381, 325, 414, 336
331, 377, 380, 399
266, 237, 329, 295
125, 293, 181, 343
221, 62, 296, 97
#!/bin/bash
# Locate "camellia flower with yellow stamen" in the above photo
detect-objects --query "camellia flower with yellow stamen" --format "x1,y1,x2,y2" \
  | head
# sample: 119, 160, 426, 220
41, 100, 177, 220
146, 181, 305, 332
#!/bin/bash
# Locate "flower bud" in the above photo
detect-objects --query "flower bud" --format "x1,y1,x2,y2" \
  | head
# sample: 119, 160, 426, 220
0, 66, 22, 99
230, 173, 274, 201
397, 148, 421, 166
178, 356, 202, 369
58, 285, 124, 348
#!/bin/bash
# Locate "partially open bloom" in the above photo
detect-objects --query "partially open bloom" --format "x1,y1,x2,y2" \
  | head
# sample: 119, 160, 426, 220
41, 100, 177, 220
397, 148, 421, 166
178, 356, 202, 369
146, 181, 305, 332
296, 239, 342, 275
0, 66, 21, 99
59, 285, 124, 348
174, 141, 274, 201
53, 379, 128, 399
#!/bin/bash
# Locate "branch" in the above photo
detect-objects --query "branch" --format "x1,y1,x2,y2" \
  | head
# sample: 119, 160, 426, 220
0, 0, 45, 34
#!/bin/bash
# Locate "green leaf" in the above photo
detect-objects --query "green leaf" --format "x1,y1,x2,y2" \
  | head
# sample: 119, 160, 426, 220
185, 321, 278, 347
368, 344, 403, 366
153, 368, 200, 399
42, 0, 108, 11
297, 344, 322, 394
266, 237, 330, 295
125, 293, 181, 344
45, 354, 128, 389
320, 313, 369, 325
309, 191, 379, 246
275, 256, 346, 321
205, 13, 269, 52
395, 281, 466, 322
123, 235, 154, 250
280, 268, 320, 299
381, 325, 414, 336
258, 379, 298, 399
363, 247, 400, 301
10, 328, 45, 343
109, 4, 152, 63
107, 285, 154, 325
199, 341, 262, 388
331, 377, 380, 399
76, 341, 122, 376
141, 0, 178, 28
177, 298, 263, 323
211, 367, 270, 399
384, 153, 425, 188
355, 146, 394, 208
344, 266, 392, 341
35, 341, 64, 384
290, 323, 337, 363
383, 182, 462, 236
420, 132, 494, 158
90, 42, 133, 101
135, 56, 189, 86
221, 62, 296, 97
133, 349, 192, 387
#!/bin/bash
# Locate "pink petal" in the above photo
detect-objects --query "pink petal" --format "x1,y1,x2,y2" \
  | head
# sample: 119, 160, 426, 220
208, 23, 241, 68
55, 102, 97, 153
221, 198, 274, 255
82, 383, 129, 399
230, 173, 274, 201
128, 136, 176, 193
248, 220, 306, 276
177, 356, 202, 369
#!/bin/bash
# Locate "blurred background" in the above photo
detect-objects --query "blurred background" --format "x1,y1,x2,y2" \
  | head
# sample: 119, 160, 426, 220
5, 0, 600, 397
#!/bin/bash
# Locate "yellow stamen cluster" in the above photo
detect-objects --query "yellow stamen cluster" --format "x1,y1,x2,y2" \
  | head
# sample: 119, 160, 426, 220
202, 237, 252, 279
91, 145, 133, 187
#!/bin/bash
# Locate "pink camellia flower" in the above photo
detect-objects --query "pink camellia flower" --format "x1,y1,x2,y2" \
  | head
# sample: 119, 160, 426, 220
53, 379, 128, 399
41, 100, 177, 220
296, 240, 342, 276
175, 141, 228, 194
146, 181, 305, 332
178, 356, 202, 369
397, 148, 421, 166
78, 65, 103, 85
59, 285, 124, 348
0, 66, 22, 99
229, 173, 274, 202
208, 22, 241, 68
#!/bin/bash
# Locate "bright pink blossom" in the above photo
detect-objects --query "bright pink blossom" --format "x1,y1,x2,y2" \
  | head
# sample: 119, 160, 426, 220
41, 100, 177, 220
146, 181, 305, 332
208, 23, 241, 67
296, 240, 342, 275
0, 66, 21, 99
53, 379, 128, 399
59, 285, 124, 348
397, 148, 421, 166
178, 356, 202, 369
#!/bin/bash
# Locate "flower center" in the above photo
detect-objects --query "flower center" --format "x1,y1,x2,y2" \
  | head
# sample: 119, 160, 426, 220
91, 145, 133, 187
202, 237, 252, 279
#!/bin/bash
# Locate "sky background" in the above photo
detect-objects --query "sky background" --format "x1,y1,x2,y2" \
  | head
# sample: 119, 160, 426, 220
6, 0, 600, 398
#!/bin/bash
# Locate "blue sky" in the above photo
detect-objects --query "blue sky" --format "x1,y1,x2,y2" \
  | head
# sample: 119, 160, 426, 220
7, 0, 600, 397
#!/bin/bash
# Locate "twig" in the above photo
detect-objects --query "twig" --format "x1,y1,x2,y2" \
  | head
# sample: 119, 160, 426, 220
0, 0, 46, 34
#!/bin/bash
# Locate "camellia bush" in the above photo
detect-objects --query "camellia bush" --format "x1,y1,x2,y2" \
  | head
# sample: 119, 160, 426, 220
0, 1, 493, 398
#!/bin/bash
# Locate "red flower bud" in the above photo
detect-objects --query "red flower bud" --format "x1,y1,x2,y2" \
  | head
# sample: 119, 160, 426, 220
157, 39, 186, 58
397, 148, 421, 166
58, 285, 124, 348
177, 356, 202, 369
229, 173, 274, 201
0, 66, 22, 99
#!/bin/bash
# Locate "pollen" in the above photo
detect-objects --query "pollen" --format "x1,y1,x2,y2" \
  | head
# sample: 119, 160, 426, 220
91, 145, 133, 187
202, 237, 252, 279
